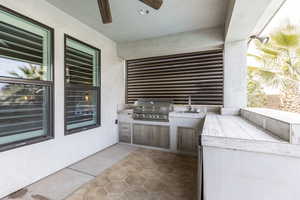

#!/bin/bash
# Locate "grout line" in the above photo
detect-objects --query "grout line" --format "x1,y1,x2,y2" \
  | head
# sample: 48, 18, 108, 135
65, 143, 119, 168
67, 167, 96, 178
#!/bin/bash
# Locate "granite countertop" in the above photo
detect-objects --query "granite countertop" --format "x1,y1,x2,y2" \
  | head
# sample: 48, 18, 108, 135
201, 113, 300, 158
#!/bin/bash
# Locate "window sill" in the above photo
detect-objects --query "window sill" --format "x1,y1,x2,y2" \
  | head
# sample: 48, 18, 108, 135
65, 124, 101, 136
0, 135, 54, 153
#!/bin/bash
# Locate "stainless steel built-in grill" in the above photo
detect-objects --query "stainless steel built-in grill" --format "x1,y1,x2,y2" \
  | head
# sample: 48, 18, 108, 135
133, 99, 173, 122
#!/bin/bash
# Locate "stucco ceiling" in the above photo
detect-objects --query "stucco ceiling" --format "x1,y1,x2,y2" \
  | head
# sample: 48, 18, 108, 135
45, 0, 228, 42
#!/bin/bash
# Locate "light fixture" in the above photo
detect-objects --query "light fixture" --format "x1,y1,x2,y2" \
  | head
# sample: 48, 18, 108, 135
248, 35, 270, 46
138, 8, 150, 15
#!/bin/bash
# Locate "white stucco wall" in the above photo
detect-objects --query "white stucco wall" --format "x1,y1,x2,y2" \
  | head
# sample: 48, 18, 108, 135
117, 27, 224, 60
222, 40, 247, 115
203, 146, 300, 200
0, 0, 125, 198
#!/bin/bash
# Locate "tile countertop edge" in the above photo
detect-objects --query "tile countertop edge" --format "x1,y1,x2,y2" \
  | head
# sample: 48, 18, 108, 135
201, 135, 300, 158
200, 112, 300, 158
169, 112, 206, 119
242, 108, 300, 124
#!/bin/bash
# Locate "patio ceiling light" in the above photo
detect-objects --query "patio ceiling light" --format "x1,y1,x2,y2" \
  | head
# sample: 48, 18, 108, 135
138, 8, 150, 15
97, 0, 162, 24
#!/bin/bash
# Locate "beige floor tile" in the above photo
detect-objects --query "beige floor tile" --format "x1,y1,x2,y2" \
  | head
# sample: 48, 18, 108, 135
66, 148, 197, 200
3, 145, 197, 200
27, 169, 93, 200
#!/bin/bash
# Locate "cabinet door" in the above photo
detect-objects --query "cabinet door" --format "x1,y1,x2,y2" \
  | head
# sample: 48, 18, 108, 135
177, 127, 198, 153
119, 122, 131, 143
133, 124, 152, 146
151, 126, 170, 149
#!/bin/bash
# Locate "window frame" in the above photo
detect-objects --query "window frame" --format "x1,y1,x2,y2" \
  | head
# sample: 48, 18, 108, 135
0, 5, 55, 152
64, 34, 101, 135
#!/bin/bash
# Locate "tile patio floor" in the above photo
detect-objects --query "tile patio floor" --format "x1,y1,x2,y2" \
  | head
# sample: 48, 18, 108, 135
3, 144, 198, 200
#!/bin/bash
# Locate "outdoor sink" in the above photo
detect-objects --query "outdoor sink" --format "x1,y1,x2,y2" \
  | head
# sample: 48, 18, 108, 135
171, 110, 205, 119
183, 110, 200, 114
176, 110, 200, 114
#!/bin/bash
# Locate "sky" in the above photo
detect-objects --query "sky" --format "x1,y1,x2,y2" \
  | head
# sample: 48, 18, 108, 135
247, 0, 300, 94
262, 0, 300, 35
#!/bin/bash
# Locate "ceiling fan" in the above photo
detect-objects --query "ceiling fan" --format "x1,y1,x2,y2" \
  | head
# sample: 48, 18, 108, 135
97, 0, 163, 24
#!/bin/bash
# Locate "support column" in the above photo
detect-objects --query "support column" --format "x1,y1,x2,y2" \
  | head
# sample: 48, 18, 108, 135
222, 40, 247, 115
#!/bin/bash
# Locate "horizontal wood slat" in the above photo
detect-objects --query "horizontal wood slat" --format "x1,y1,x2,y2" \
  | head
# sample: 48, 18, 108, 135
126, 50, 224, 105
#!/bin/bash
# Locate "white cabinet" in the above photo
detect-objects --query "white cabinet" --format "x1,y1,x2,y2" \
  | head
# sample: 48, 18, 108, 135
198, 146, 203, 200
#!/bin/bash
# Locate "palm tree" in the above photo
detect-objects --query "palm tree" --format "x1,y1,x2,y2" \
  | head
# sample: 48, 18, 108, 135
9, 64, 44, 80
247, 68, 267, 107
0, 64, 44, 104
248, 24, 300, 113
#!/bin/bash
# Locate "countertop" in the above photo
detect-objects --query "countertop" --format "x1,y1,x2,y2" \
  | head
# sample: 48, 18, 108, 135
201, 113, 300, 158
118, 109, 205, 119
242, 108, 300, 124
202, 112, 284, 142
169, 111, 205, 119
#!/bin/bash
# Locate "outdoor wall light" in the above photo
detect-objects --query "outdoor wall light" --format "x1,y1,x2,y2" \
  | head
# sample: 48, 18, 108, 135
248, 35, 270, 46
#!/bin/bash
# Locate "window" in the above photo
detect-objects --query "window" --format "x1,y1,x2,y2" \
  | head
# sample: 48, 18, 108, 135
126, 50, 223, 105
64, 35, 101, 134
0, 6, 54, 151
247, 0, 300, 114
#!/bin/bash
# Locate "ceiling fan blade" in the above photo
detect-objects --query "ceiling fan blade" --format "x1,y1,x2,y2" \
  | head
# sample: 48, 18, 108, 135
139, 0, 163, 10
97, 0, 112, 24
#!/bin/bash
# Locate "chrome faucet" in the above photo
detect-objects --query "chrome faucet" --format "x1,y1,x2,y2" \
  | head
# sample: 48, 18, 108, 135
187, 95, 192, 111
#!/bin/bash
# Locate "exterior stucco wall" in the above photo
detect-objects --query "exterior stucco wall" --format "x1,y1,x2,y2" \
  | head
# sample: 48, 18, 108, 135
0, 0, 125, 198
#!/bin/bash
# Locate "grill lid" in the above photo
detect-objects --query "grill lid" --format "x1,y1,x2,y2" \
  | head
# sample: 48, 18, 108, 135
133, 98, 173, 121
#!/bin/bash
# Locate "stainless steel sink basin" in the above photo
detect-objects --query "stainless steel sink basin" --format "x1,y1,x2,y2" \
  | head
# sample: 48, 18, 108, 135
176, 110, 200, 114
183, 110, 200, 114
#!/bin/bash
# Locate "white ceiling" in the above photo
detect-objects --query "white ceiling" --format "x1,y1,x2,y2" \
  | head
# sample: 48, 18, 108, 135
45, 0, 228, 42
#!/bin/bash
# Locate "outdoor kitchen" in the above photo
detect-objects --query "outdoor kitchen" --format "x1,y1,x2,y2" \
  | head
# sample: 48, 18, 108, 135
118, 98, 207, 154
1, 0, 300, 200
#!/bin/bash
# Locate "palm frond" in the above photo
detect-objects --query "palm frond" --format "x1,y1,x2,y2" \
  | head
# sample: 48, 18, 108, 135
247, 53, 263, 60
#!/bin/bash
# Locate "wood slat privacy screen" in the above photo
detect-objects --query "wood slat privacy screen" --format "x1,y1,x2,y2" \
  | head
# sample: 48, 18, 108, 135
126, 50, 224, 105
